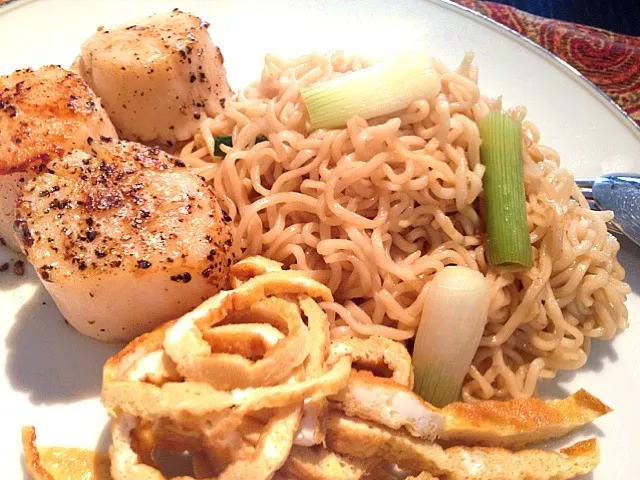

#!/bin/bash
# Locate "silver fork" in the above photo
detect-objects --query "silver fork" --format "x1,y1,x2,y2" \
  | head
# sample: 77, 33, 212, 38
576, 174, 640, 247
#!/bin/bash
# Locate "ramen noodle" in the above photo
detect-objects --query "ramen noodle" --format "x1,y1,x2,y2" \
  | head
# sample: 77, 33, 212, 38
179, 52, 630, 401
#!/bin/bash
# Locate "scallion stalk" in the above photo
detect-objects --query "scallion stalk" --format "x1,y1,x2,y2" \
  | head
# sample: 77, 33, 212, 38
479, 112, 533, 270
412, 266, 490, 407
300, 52, 441, 130
214, 135, 268, 157
214, 136, 233, 157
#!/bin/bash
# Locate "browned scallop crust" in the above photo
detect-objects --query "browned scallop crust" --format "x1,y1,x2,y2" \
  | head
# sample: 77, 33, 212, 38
15, 138, 233, 342
16, 138, 231, 284
0, 65, 115, 174
78, 9, 232, 144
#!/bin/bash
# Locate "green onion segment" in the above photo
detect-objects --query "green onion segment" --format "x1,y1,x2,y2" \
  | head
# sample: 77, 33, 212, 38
412, 266, 490, 407
300, 52, 441, 130
214, 135, 268, 157
479, 112, 533, 271
213, 135, 233, 157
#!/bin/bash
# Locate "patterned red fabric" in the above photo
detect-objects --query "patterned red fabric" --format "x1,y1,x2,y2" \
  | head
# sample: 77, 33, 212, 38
454, 0, 640, 123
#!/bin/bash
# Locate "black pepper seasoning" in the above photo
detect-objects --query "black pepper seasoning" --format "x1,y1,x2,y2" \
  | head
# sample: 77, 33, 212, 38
201, 266, 213, 278
170, 272, 192, 283
13, 260, 25, 276
39, 264, 53, 281
137, 260, 152, 269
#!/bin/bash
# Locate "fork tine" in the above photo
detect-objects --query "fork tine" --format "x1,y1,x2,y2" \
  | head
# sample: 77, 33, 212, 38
575, 180, 595, 189
575, 179, 595, 200
577, 193, 622, 235
607, 223, 624, 235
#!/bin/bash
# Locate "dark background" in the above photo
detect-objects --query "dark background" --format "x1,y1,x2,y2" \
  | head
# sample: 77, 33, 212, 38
493, 0, 640, 36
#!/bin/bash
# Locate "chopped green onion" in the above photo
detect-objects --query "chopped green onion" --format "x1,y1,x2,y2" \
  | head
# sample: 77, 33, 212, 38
214, 136, 233, 156
214, 135, 268, 157
300, 52, 441, 130
412, 266, 490, 407
479, 112, 533, 270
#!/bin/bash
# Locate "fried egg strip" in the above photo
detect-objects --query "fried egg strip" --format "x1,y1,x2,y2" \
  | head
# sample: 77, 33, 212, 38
441, 389, 612, 448
279, 445, 370, 480
102, 355, 351, 421
295, 296, 332, 446
329, 370, 445, 440
324, 413, 600, 480
328, 336, 414, 388
229, 256, 332, 446
229, 256, 285, 288
163, 271, 332, 388
324, 412, 450, 475
443, 439, 599, 480
217, 404, 302, 480
22, 427, 111, 480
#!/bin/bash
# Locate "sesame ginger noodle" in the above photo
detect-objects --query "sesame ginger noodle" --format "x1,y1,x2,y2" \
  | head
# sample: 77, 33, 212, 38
179, 52, 630, 402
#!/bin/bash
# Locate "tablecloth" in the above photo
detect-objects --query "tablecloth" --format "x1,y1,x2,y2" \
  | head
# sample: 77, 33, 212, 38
454, 0, 640, 124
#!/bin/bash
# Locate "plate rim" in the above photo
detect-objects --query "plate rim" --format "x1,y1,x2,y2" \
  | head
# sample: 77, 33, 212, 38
4, 0, 639, 143
435, 0, 640, 142
1, 0, 638, 478
0, 0, 37, 14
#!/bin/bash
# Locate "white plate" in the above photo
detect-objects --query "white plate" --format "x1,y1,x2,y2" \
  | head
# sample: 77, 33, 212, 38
1, 0, 639, 477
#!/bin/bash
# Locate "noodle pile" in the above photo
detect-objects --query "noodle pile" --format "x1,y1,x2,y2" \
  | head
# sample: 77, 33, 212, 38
179, 52, 630, 402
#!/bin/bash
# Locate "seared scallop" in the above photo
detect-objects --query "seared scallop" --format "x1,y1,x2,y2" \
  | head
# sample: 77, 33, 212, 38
0, 65, 117, 251
15, 138, 233, 343
77, 9, 232, 145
